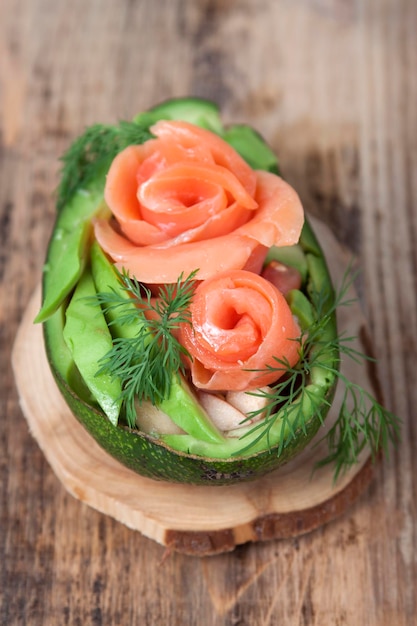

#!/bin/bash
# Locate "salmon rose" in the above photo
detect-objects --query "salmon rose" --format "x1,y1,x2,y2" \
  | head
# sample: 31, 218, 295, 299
94, 120, 304, 284
179, 270, 301, 391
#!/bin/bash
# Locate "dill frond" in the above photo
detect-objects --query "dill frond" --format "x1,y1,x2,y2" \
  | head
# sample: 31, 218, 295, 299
235, 269, 400, 480
57, 121, 153, 211
94, 270, 198, 427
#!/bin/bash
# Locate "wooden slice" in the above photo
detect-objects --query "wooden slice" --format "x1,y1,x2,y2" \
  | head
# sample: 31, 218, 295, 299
12, 220, 379, 556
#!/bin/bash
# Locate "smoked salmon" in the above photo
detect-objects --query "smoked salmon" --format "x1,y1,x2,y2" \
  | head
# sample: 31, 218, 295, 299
103, 120, 258, 247
179, 269, 301, 391
94, 120, 304, 284
94, 168, 304, 284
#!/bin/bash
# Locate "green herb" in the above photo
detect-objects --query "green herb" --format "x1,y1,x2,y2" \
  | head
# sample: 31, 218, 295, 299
94, 269, 197, 427
236, 271, 401, 480
57, 121, 153, 211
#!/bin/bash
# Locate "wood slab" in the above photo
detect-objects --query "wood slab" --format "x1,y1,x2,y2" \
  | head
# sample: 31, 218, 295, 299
12, 220, 377, 556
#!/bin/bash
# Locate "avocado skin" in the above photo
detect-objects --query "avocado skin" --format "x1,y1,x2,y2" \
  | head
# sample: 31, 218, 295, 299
40, 97, 339, 485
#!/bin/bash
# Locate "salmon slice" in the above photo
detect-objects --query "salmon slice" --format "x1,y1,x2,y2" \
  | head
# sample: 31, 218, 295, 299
138, 161, 257, 237
179, 270, 301, 391
150, 120, 257, 197
93, 217, 264, 283
95, 170, 303, 284
104, 121, 258, 247
236, 170, 304, 247
104, 144, 168, 246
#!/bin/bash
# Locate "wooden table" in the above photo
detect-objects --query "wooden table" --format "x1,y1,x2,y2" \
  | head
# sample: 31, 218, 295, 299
1, 1, 416, 623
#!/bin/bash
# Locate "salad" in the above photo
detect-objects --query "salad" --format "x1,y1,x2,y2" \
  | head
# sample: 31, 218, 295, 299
35, 98, 398, 485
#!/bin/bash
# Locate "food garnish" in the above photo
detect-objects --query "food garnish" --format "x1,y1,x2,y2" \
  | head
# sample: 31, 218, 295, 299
35, 98, 400, 484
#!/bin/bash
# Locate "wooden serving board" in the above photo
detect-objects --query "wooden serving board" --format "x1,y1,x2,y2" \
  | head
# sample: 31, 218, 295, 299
12, 221, 377, 556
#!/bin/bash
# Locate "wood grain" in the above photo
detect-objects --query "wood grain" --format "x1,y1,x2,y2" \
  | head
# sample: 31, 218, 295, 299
1, 0, 416, 623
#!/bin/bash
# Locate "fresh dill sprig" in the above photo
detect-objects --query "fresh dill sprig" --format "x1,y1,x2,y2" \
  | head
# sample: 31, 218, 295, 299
236, 270, 401, 480
95, 269, 198, 427
57, 121, 153, 211
313, 363, 400, 481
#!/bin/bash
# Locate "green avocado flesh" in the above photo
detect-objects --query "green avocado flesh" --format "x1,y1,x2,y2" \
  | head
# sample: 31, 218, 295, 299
39, 97, 339, 485
222, 125, 280, 175
133, 97, 224, 135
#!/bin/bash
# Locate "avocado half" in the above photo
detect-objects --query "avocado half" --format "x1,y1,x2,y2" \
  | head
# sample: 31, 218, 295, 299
39, 98, 339, 486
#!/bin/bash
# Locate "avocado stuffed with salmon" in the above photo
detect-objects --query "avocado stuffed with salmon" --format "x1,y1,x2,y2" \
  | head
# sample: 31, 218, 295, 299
35, 98, 398, 485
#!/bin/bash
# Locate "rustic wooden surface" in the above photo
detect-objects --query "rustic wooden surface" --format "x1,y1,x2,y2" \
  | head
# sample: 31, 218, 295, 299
1, 0, 416, 624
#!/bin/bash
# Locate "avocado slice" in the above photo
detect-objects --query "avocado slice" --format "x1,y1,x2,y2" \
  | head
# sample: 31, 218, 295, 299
34, 184, 106, 324
133, 97, 224, 135
222, 124, 280, 174
63, 267, 123, 425
287, 289, 315, 330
